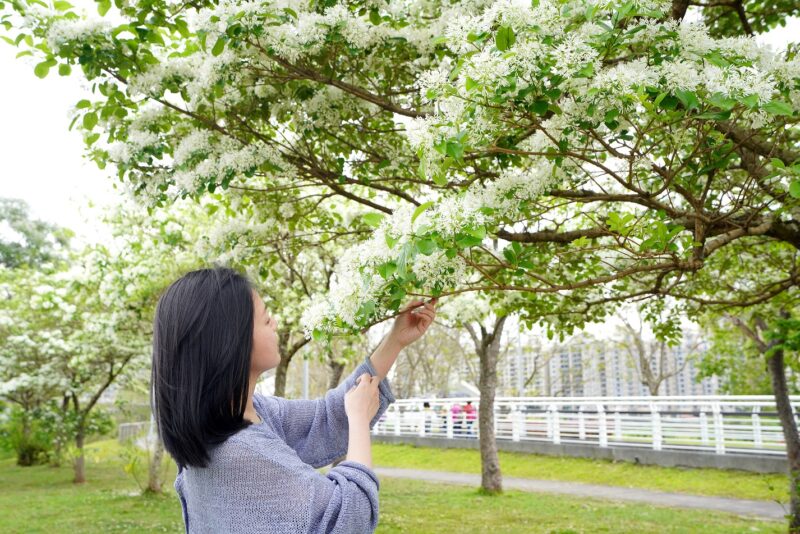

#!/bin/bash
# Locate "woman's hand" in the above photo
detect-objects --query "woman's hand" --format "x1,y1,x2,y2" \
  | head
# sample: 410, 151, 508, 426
344, 372, 381, 425
386, 298, 437, 349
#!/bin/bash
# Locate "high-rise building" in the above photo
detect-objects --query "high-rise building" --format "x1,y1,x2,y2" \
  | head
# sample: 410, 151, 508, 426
496, 331, 718, 397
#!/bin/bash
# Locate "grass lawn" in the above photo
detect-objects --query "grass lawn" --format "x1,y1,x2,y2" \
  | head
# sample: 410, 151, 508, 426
372, 441, 789, 503
0, 438, 787, 533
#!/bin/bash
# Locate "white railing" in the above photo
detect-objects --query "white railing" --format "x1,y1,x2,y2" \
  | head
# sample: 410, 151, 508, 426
372, 396, 799, 456
118, 421, 149, 443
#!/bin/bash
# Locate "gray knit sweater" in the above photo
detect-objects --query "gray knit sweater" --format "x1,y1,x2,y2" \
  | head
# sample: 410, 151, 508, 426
174, 356, 396, 533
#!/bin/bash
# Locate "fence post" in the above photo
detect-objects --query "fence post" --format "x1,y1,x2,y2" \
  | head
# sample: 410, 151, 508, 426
614, 411, 622, 442
550, 404, 561, 445
578, 407, 586, 441
446, 405, 454, 439
651, 403, 662, 451
394, 405, 401, 436
597, 404, 608, 448
419, 406, 426, 437
752, 406, 762, 448
699, 411, 709, 445
712, 402, 725, 454
512, 407, 521, 442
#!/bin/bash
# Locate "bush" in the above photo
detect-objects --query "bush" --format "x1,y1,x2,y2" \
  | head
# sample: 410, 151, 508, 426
0, 405, 53, 466
0, 401, 115, 467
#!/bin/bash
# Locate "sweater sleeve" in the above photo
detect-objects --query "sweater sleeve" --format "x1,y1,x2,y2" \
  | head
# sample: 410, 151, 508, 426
223, 436, 381, 534
265, 356, 396, 468
309, 460, 381, 534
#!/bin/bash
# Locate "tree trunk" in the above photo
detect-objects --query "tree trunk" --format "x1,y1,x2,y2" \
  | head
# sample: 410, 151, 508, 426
273, 353, 292, 398
468, 315, 507, 494
671, 0, 690, 20
767, 344, 800, 532
16, 409, 33, 466
147, 436, 165, 493
73, 428, 85, 484
328, 357, 346, 389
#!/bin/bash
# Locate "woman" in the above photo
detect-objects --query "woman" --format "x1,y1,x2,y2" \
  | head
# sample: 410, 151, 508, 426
151, 266, 436, 533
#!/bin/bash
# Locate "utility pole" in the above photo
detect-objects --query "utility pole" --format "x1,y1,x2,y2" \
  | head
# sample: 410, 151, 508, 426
303, 357, 309, 399
516, 327, 524, 396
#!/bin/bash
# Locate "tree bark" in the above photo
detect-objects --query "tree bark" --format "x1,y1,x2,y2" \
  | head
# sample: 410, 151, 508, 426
328, 357, 346, 390
671, 0, 690, 21
467, 315, 507, 494
147, 436, 165, 493
273, 353, 292, 398
766, 335, 800, 532
73, 428, 85, 484
273, 331, 292, 397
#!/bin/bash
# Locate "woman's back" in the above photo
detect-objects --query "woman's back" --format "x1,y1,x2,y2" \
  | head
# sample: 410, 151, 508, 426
175, 356, 395, 533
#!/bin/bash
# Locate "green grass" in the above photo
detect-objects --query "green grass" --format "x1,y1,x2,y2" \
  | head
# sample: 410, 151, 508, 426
0, 438, 786, 533
372, 442, 789, 503
377, 478, 783, 534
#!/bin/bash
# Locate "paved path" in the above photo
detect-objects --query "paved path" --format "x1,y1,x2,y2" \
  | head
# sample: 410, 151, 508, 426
374, 467, 786, 521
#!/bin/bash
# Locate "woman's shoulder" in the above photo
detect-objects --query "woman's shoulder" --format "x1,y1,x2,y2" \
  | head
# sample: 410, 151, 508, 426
215, 423, 286, 464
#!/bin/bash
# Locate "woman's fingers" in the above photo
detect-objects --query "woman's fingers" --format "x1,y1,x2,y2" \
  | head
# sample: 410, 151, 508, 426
401, 299, 425, 313
356, 372, 372, 387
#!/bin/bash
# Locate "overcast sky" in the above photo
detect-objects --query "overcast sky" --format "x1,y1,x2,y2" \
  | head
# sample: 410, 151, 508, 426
0, 10, 795, 249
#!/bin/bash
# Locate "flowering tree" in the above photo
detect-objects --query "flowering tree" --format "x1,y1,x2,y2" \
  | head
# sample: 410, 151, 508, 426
174, 187, 375, 395
3, 0, 796, 333
0, 197, 72, 269
0, 266, 75, 464
0, 203, 193, 482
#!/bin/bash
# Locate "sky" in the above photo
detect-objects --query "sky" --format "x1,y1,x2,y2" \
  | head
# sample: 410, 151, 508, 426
0, 8, 795, 247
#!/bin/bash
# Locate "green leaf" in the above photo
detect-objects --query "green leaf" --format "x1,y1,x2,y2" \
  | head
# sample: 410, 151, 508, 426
33, 61, 51, 79
445, 141, 464, 162
790, 181, 800, 199
211, 36, 226, 56
431, 172, 448, 186
377, 261, 397, 279
674, 90, 699, 111
53, 0, 73, 11
763, 100, 794, 117
369, 9, 381, 25
465, 77, 479, 92
83, 112, 98, 130
385, 233, 398, 249
465, 225, 486, 240
707, 93, 736, 111
576, 62, 594, 78
531, 99, 549, 116
76, 99, 92, 109
740, 93, 760, 109
495, 25, 515, 51
416, 238, 436, 255
771, 158, 785, 169
58, 63, 71, 76
412, 201, 434, 224
362, 212, 384, 228
97, 0, 111, 16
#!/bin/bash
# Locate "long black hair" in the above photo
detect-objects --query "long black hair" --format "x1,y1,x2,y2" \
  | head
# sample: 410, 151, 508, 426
151, 266, 257, 470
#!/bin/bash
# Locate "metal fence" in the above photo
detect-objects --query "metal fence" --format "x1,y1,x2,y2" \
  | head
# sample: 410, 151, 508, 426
372, 396, 798, 456
118, 421, 149, 443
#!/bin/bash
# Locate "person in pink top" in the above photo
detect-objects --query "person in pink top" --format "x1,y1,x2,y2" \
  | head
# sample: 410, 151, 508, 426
464, 401, 477, 438
450, 403, 463, 437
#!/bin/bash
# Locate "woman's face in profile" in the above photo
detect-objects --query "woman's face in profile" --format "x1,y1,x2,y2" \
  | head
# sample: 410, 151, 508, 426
251, 290, 281, 374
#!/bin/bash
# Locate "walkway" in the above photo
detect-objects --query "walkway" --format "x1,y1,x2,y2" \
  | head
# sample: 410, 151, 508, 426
373, 466, 787, 521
